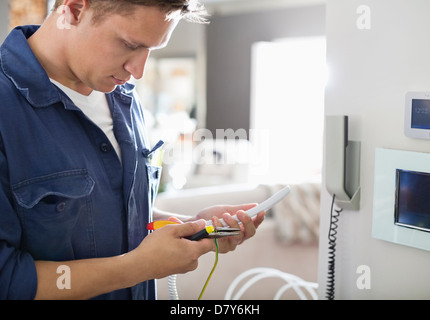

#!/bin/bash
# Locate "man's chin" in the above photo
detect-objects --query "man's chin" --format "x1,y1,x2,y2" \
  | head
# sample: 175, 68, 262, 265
92, 83, 117, 94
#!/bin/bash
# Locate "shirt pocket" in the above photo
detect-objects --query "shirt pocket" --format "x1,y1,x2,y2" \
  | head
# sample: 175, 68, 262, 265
11, 169, 95, 260
12, 169, 95, 215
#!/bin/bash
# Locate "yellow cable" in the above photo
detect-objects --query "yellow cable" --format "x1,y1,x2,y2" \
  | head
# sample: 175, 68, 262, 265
198, 238, 219, 300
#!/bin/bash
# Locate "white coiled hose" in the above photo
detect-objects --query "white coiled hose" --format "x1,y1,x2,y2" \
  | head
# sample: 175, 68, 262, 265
168, 274, 179, 300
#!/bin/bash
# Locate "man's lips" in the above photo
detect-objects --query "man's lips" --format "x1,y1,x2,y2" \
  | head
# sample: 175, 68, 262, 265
112, 76, 130, 85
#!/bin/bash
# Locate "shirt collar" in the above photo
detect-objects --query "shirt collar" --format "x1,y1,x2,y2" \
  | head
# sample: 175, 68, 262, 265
0, 25, 62, 108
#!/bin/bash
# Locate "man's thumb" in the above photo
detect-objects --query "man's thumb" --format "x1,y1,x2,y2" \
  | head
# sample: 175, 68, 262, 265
176, 219, 206, 237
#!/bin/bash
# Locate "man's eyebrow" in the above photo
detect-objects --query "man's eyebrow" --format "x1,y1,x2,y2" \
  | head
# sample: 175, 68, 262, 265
125, 38, 150, 49
123, 35, 168, 51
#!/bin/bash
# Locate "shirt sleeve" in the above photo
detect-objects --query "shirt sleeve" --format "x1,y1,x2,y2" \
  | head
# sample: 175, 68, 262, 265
0, 143, 38, 300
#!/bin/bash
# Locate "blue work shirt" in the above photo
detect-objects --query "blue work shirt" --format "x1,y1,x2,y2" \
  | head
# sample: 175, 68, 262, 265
0, 25, 162, 299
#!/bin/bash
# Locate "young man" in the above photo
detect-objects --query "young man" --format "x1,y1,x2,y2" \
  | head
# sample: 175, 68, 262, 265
0, 0, 265, 300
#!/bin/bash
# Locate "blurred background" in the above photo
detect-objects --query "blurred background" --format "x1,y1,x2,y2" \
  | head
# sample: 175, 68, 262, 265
2, 0, 326, 299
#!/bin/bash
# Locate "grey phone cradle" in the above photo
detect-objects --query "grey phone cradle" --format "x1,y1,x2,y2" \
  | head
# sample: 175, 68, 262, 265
324, 115, 361, 210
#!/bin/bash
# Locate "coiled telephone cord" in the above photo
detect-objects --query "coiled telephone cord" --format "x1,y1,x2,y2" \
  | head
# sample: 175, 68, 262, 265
326, 194, 342, 300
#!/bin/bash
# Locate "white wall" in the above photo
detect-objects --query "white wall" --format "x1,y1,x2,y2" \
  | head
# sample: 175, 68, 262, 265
0, 1, 9, 43
318, 0, 430, 299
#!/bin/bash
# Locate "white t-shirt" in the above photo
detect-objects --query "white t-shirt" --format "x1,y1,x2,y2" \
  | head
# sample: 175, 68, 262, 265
51, 79, 121, 159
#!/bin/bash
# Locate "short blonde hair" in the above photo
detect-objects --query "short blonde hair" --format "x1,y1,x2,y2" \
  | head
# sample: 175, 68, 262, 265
53, 0, 208, 24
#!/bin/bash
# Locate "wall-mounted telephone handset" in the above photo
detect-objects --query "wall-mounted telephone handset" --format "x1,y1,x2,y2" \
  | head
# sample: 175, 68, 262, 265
325, 115, 361, 210
324, 115, 361, 300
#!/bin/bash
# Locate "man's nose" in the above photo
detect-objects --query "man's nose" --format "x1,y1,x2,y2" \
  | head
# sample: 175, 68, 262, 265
124, 49, 150, 80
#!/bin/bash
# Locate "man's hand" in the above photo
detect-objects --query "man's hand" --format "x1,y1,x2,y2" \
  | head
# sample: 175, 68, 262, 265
195, 204, 265, 253
129, 219, 214, 280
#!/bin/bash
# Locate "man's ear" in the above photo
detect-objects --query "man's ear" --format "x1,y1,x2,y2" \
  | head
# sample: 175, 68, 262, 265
60, 0, 89, 26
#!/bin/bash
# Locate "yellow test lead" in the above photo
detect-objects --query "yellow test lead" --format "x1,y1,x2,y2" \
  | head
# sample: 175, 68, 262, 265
198, 238, 219, 300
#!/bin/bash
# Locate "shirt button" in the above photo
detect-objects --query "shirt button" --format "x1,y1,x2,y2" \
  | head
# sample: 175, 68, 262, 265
100, 143, 111, 153
56, 202, 66, 212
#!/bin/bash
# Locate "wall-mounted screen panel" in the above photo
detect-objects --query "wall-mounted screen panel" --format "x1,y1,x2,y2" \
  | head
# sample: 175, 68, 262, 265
395, 169, 430, 232
373, 148, 430, 252
405, 92, 430, 139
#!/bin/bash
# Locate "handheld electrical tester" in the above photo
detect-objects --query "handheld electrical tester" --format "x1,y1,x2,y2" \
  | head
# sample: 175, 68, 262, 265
147, 185, 291, 240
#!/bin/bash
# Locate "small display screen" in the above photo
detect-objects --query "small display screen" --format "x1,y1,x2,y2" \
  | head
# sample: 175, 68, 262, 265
395, 169, 430, 232
411, 99, 430, 130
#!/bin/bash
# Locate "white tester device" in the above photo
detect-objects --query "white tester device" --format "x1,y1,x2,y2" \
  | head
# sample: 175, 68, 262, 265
206, 185, 291, 227
404, 92, 430, 139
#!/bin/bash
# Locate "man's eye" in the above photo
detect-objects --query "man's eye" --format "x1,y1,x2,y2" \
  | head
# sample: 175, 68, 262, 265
124, 42, 138, 50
